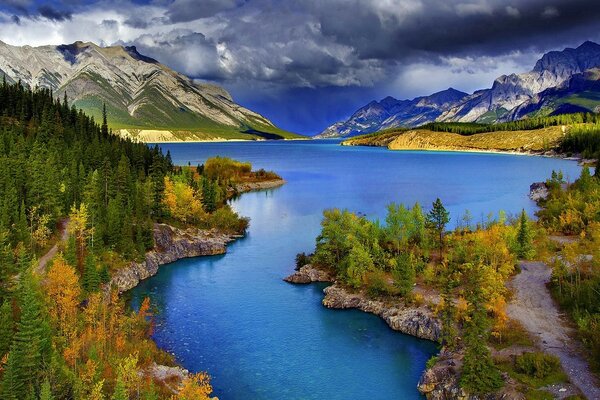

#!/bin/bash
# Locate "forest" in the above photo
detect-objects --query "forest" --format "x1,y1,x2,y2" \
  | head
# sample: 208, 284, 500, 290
301, 163, 600, 397
422, 112, 600, 136
0, 80, 272, 399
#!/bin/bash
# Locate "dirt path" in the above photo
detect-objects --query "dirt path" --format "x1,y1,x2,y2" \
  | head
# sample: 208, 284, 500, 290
35, 219, 69, 275
506, 261, 600, 399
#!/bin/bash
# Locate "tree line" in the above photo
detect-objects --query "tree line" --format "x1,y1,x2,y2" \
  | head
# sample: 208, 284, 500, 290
0, 80, 237, 399
422, 112, 600, 136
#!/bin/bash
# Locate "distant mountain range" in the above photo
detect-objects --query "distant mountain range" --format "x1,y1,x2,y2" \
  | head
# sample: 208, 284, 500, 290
0, 40, 299, 140
318, 41, 600, 138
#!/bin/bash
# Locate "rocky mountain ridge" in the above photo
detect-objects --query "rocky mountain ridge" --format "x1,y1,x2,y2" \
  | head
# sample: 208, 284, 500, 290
320, 41, 600, 138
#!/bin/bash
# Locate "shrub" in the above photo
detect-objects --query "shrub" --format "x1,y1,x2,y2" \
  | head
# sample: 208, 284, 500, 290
426, 355, 439, 369
295, 252, 312, 270
515, 352, 561, 379
204, 205, 250, 234
365, 270, 390, 297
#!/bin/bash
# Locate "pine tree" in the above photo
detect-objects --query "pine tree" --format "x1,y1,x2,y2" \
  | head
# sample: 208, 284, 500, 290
516, 209, 534, 260
0, 300, 13, 357
1, 274, 52, 396
111, 377, 128, 400
101, 103, 108, 137
83, 254, 100, 293
439, 280, 458, 350
392, 252, 415, 296
459, 266, 503, 394
426, 198, 450, 259
39, 378, 53, 400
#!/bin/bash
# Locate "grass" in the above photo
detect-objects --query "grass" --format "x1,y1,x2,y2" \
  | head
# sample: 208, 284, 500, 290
73, 93, 303, 141
496, 353, 568, 389
490, 319, 534, 350
343, 126, 567, 153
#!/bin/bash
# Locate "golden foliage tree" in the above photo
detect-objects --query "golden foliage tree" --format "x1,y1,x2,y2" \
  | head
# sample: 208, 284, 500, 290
45, 254, 81, 340
162, 177, 205, 223
173, 372, 217, 400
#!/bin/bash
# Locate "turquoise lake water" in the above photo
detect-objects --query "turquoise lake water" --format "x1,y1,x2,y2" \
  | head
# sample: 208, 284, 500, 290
129, 140, 583, 399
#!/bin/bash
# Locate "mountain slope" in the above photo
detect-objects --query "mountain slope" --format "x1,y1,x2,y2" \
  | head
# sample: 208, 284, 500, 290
321, 41, 600, 138
439, 41, 600, 123
316, 88, 468, 138
0, 40, 300, 140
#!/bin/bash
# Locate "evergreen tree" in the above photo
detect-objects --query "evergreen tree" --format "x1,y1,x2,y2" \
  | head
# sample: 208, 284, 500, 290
439, 280, 458, 350
516, 209, 534, 260
38, 378, 53, 400
111, 377, 128, 400
392, 252, 415, 296
460, 266, 503, 394
1, 274, 52, 397
101, 103, 108, 137
83, 254, 100, 293
0, 300, 13, 357
426, 198, 450, 259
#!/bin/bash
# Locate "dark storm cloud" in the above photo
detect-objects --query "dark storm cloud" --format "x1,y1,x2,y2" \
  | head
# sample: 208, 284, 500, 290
309, 0, 600, 63
1, 0, 599, 134
38, 4, 72, 21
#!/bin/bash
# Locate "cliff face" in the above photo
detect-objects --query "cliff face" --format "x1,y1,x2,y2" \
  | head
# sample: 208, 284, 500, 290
110, 223, 237, 292
322, 284, 441, 342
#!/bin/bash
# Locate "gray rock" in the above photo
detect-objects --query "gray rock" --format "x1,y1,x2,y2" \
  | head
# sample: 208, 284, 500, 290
529, 182, 549, 202
321, 284, 441, 342
283, 264, 334, 284
110, 223, 236, 292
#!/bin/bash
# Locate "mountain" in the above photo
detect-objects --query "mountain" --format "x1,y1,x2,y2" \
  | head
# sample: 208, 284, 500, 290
0, 40, 299, 140
320, 41, 600, 138
316, 88, 468, 138
505, 68, 600, 120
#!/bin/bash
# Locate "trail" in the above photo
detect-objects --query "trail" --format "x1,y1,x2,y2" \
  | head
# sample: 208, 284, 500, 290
506, 261, 600, 399
35, 219, 69, 275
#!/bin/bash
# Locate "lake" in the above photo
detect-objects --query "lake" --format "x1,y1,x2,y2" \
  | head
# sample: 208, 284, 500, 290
130, 140, 582, 399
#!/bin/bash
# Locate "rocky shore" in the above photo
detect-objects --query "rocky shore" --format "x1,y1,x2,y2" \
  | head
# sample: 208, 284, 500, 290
110, 223, 238, 292
234, 178, 286, 193
285, 264, 509, 399
285, 264, 440, 342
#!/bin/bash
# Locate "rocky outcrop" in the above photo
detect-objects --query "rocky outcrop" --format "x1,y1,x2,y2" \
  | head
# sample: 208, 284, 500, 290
110, 223, 237, 292
283, 264, 334, 283
234, 178, 286, 193
143, 363, 189, 394
417, 351, 467, 399
322, 284, 441, 342
529, 182, 550, 202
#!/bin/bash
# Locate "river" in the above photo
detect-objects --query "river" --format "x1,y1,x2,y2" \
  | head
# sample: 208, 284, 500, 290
130, 140, 582, 399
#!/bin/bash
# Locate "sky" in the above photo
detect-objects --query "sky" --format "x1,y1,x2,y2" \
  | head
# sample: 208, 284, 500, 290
0, 1, 599, 135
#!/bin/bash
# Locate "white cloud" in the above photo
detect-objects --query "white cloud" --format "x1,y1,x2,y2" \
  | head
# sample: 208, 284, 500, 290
505, 6, 520, 18
455, 2, 494, 17
541, 6, 559, 19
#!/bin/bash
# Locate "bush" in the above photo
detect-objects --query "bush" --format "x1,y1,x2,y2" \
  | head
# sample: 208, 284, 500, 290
515, 352, 561, 379
426, 355, 439, 369
204, 205, 250, 234
366, 270, 391, 297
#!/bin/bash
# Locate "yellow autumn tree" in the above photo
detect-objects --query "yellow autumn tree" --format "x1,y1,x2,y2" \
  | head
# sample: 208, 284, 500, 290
162, 176, 205, 223
45, 254, 81, 340
173, 372, 217, 400
68, 203, 94, 265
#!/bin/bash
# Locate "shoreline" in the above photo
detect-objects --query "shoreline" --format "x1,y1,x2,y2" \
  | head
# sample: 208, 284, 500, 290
135, 138, 311, 144
342, 140, 588, 163
284, 265, 441, 342
112, 179, 286, 292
